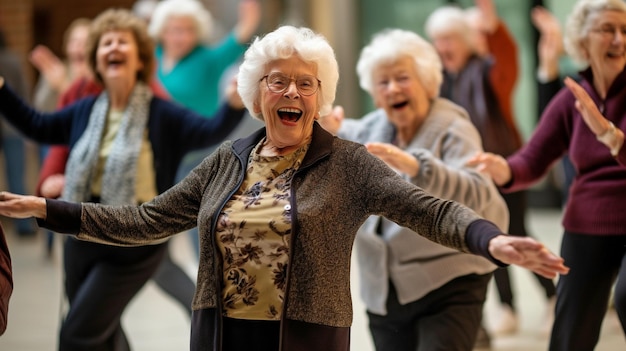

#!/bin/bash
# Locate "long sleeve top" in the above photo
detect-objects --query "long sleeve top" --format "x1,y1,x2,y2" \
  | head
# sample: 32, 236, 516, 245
38, 123, 504, 350
34, 78, 171, 196
339, 98, 507, 314
486, 20, 521, 147
0, 82, 245, 193
504, 67, 626, 235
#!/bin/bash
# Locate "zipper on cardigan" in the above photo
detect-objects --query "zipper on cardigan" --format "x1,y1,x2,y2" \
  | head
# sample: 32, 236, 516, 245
278, 149, 331, 350
211, 150, 248, 351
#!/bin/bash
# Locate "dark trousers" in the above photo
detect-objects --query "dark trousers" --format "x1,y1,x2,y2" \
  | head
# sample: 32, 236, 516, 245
549, 231, 626, 351
60, 238, 168, 351
222, 317, 280, 351
367, 273, 492, 351
494, 191, 556, 309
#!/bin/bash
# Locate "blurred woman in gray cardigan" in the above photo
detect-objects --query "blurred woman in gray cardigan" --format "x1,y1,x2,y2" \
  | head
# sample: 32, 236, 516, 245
322, 29, 507, 351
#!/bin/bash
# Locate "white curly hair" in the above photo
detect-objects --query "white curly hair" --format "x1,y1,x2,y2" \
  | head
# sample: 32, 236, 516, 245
564, 0, 626, 64
237, 26, 339, 121
357, 29, 443, 99
148, 0, 213, 42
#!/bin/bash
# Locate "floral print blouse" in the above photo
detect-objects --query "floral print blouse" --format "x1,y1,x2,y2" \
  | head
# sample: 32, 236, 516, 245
216, 139, 309, 320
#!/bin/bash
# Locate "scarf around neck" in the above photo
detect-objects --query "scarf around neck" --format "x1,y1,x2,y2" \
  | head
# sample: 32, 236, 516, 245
63, 82, 153, 205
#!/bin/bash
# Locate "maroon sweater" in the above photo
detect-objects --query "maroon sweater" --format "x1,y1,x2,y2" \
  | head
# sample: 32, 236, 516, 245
504, 68, 626, 235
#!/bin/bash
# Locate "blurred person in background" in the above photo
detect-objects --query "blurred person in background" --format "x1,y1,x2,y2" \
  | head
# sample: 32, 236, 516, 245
0, 8, 246, 350
320, 28, 508, 351
148, 0, 261, 257
0, 28, 37, 238
468, 1, 626, 349
425, 0, 557, 336
29, 18, 93, 254
30, 18, 92, 114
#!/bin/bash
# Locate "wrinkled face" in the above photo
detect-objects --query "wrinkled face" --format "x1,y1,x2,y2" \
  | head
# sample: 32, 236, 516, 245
430, 31, 473, 74
371, 56, 431, 131
95, 30, 143, 85
66, 25, 90, 63
161, 16, 199, 60
254, 57, 320, 150
584, 10, 626, 81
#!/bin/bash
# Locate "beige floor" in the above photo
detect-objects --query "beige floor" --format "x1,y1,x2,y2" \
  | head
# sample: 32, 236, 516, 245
0, 208, 624, 350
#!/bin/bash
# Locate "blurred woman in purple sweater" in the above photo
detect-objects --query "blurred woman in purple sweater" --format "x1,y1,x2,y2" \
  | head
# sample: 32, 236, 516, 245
468, 0, 625, 350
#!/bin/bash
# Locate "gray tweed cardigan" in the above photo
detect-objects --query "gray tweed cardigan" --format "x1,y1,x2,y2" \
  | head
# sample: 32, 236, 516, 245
42, 123, 502, 347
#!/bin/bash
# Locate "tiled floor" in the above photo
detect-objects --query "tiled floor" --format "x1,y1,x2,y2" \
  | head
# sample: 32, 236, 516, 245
0, 208, 624, 350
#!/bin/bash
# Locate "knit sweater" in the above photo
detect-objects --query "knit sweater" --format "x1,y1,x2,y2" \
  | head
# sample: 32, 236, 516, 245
40, 123, 504, 350
0, 82, 245, 194
505, 67, 626, 235
339, 98, 507, 314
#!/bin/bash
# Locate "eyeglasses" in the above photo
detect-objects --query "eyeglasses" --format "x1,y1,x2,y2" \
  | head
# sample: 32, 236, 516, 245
375, 75, 413, 92
260, 73, 321, 96
590, 24, 626, 38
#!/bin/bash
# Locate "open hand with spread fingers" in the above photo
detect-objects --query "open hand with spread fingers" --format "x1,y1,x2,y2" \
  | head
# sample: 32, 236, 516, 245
488, 235, 569, 279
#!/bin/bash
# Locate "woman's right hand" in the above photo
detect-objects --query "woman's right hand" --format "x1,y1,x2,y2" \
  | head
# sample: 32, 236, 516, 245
466, 152, 512, 186
318, 105, 344, 135
0, 192, 47, 220
29, 45, 70, 92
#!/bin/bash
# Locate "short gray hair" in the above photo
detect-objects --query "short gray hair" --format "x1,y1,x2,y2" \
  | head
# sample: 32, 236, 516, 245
424, 5, 474, 48
148, 0, 213, 42
357, 29, 442, 99
237, 26, 339, 121
564, 0, 626, 64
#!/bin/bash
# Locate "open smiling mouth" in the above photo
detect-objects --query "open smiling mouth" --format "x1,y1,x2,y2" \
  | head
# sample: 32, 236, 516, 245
278, 108, 303, 123
108, 58, 125, 68
392, 101, 409, 109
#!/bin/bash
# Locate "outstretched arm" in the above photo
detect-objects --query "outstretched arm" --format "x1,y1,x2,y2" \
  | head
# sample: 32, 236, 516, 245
29, 45, 71, 93
0, 192, 47, 220
234, 0, 261, 44
487, 232, 568, 279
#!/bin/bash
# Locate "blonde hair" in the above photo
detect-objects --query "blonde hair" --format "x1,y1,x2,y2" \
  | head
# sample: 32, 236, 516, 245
237, 26, 339, 121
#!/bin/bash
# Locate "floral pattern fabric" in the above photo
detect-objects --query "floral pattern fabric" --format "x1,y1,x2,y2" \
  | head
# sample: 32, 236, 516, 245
216, 139, 308, 320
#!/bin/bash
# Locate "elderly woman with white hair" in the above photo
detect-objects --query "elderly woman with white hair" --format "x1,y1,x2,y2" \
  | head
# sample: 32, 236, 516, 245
425, 2, 561, 336
0, 26, 569, 351
150, 0, 261, 257
468, 0, 626, 349
149, 0, 260, 116
321, 28, 508, 351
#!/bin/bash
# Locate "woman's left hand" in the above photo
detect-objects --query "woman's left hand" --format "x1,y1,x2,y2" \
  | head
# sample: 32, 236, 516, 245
365, 142, 420, 177
488, 235, 569, 279
564, 76, 611, 136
